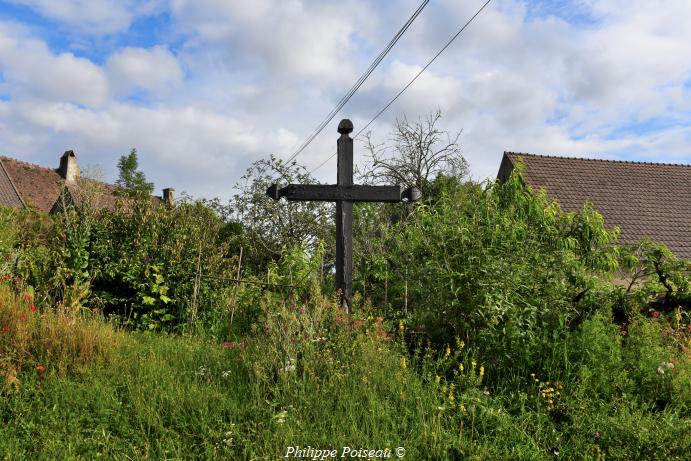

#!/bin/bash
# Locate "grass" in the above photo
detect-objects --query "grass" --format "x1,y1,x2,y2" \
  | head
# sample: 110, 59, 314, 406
1, 286, 690, 460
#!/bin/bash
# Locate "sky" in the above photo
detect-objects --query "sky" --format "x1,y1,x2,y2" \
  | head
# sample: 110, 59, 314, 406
1, 0, 690, 200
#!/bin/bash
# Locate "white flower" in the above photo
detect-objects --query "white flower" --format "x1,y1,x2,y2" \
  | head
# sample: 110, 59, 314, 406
195, 366, 209, 377
657, 366, 665, 374
274, 410, 288, 424
222, 370, 231, 379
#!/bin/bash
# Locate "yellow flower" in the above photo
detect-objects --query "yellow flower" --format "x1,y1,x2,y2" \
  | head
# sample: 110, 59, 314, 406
444, 346, 451, 358
479, 366, 485, 378
449, 393, 455, 402
471, 360, 477, 369
435, 375, 441, 385
459, 404, 466, 413
455, 337, 465, 351
458, 363, 464, 373
400, 357, 407, 370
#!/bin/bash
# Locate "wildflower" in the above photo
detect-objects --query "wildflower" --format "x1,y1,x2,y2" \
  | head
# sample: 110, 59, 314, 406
459, 404, 466, 413
36, 363, 45, 373
223, 341, 238, 348
195, 366, 209, 377
288, 305, 296, 311
274, 410, 288, 424
400, 357, 407, 370
1, 326, 8, 332
376, 328, 387, 336
435, 375, 441, 385
91, 307, 99, 314
1, 274, 9, 281
375, 316, 383, 324
20, 313, 27, 321
284, 362, 296, 373
444, 345, 451, 358
29, 305, 37, 312
299, 308, 305, 314
335, 316, 343, 322
471, 360, 477, 369
22, 293, 32, 301
651, 310, 661, 318
388, 332, 394, 338
354, 320, 362, 328
479, 366, 485, 378
221, 370, 231, 379
458, 363, 464, 373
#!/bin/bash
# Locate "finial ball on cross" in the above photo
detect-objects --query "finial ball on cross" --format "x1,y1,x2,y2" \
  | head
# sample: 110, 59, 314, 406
337, 119, 354, 134
268, 119, 421, 313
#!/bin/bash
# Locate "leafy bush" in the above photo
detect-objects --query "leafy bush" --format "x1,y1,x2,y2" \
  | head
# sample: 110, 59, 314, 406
357, 170, 620, 376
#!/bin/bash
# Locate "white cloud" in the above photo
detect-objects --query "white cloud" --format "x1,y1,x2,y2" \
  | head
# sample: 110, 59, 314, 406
6, 0, 141, 34
107, 46, 184, 95
0, 22, 109, 106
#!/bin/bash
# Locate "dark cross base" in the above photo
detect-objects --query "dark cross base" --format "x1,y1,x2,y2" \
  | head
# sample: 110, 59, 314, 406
267, 119, 421, 313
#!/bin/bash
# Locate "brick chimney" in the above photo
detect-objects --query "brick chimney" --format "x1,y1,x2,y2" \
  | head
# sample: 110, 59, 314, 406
163, 188, 175, 207
58, 150, 80, 182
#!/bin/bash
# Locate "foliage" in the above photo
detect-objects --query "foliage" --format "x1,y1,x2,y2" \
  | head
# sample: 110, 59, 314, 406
355, 167, 621, 375
0, 279, 121, 383
1, 288, 689, 459
230, 154, 333, 272
116, 148, 154, 196
85, 196, 235, 331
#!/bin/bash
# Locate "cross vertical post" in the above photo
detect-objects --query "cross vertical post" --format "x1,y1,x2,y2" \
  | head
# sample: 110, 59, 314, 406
336, 119, 354, 313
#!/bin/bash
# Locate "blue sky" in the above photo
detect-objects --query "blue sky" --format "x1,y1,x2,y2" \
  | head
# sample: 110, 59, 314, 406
1, 0, 690, 199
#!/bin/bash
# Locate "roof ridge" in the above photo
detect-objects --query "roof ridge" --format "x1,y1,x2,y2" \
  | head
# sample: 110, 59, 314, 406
0, 155, 61, 173
504, 151, 691, 168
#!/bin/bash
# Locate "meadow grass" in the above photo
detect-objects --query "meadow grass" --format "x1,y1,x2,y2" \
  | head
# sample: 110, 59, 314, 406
1, 288, 689, 460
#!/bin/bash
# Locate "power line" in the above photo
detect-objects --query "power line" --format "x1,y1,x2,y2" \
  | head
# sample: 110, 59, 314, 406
310, 0, 493, 176
283, 0, 431, 166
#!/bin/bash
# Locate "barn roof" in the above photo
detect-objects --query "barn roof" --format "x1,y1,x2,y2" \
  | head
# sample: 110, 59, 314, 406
498, 152, 691, 260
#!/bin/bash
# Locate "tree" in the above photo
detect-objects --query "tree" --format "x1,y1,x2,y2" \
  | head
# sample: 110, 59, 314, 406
116, 149, 154, 195
359, 110, 468, 197
231, 155, 333, 271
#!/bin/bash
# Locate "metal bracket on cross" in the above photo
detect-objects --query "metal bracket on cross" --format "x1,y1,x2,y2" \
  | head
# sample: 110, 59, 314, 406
267, 119, 421, 314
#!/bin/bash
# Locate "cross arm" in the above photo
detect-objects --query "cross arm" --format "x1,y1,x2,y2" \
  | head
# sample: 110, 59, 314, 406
267, 184, 421, 203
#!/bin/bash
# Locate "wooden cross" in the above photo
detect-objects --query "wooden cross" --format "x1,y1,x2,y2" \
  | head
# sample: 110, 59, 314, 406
267, 119, 421, 313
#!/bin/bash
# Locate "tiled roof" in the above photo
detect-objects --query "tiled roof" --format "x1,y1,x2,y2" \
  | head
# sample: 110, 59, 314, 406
0, 158, 25, 209
0, 155, 64, 212
0, 154, 164, 213
498, 152, 691, 260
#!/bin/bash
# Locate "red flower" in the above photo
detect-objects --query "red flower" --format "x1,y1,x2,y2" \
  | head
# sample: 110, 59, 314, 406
651, 310, 661, 318
288, 305, 296, 311
91, 307, 99, 314
335, 316, 343, 322
223, 341, 238, 348
30, 305, 37, 312
1, 326, 8, 332
353, 320, 362, 328
22, 293, 33, 301
35, 363, 45, 373
376, 328, 386, 336
375, 316, 383, 324
20, 313, 27, 321
1, 274, 9, 281
388, 332, 395, 338
299, 308, 305, 314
